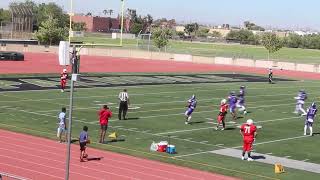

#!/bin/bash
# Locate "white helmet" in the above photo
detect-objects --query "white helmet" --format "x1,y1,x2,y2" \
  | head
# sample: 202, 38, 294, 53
246, 119, 254, 125
221, 99, 227, 105
63, 69, 67, 73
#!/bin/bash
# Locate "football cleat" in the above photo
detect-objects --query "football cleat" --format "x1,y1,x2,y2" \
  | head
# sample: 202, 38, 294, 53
247, 157, 254, 161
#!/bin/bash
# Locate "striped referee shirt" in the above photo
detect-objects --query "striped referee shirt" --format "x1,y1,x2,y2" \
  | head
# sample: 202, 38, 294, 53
119, 91, 129, 102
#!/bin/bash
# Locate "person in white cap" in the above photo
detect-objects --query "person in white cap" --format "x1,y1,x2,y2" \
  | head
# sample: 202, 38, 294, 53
240, 119, 257, 161
60, 69, 68, 92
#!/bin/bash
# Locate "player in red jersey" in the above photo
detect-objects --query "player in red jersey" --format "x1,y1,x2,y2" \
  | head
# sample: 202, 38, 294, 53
215, 99, 228, 130
60, 69, 68, 92
240, 119, 257, 161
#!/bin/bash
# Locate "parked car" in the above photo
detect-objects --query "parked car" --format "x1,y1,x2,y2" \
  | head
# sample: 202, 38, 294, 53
0, 51, 24, 61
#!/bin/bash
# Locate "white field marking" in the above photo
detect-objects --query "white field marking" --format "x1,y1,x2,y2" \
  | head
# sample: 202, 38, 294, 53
1, 80, 318, 94
207, 116, 300, 125
200, 141, 208, 143
266, 153, 273, 155
173, 151, 212, 158
232, 135, 308, 149
285, 156, 291, 158
303, 159, 309, 162
1, 82, 318, 103
174, 135, 309, 159
215, 144, 224, 146
155, 127, 215, 135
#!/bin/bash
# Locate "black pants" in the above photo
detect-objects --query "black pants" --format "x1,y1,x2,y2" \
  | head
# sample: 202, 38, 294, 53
118, 101, 128, 120
268, 74, 273, 83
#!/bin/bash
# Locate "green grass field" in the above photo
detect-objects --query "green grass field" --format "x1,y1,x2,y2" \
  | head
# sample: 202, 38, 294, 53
71, 34, 320, 64
1, 73, 320, 180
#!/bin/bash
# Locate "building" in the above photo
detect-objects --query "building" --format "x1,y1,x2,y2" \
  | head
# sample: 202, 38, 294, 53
72, 15, 120, 32
209, 28, 231, 37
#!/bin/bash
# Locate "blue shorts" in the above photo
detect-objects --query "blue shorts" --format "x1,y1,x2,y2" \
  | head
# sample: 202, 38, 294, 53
229, 106, 236, 113
185, 108, 194, 116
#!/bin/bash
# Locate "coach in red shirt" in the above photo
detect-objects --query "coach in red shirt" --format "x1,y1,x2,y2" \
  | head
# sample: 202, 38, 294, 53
98, 105, 112, 143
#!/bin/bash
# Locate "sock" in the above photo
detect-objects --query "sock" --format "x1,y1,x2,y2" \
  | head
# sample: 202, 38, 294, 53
304, 125, 307, 135
310, 127, 313, 135
187, 116, 192, 122
248, 152, 251, 158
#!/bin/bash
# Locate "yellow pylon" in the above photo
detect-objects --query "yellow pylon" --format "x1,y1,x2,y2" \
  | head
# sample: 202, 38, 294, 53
274, 163, 285, 174
108, 132, 118, 139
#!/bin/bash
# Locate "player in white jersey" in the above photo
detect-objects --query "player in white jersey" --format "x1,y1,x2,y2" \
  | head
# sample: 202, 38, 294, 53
294, 90, 307, 116
57, 107, 67, 143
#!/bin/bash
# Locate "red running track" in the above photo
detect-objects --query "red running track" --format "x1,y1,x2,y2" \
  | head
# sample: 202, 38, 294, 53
0, 129, 238, 180
0, 52, 319, 80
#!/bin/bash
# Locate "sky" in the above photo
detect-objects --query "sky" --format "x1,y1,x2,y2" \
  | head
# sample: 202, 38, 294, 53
1, 0, 319, 30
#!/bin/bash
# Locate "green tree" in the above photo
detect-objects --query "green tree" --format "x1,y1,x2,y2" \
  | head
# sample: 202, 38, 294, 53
226, 29, 256, 44
0, 8, 11, 22
261, 32, 283, 60
35, 17, 67, 45
210, 30, 222, 38
130, 23, 143, 35
198, 28, 209, 37
285, 34, 302, 48
184, 23, 199, 41
152, 28, 172, 51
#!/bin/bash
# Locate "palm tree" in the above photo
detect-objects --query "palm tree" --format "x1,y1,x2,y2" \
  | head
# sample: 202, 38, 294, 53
103, 9, 109, 16
109, 9, 114, 16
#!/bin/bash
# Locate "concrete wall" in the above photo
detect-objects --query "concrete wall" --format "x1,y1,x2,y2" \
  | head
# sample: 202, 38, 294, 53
2, 44, 320, 73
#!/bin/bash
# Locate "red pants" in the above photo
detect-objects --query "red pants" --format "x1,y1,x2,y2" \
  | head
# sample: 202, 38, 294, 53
243, 138, 253, 151
61, 80, 67, 90
217, 115, 225, 123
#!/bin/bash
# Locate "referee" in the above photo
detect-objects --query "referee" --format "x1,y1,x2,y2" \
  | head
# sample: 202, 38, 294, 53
118, 89, 129, 120
268, 68, 273, 84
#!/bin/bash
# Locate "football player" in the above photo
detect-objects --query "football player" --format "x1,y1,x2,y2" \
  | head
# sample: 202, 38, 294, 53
216, 99, 228, 130
304, 102, 317, 136
185, 95, 197, 125
60, 69, 68, 92
294, 90, 307, 116
237, 86, 247, 115
228, 91, 237, 121
240, 119, 257, 161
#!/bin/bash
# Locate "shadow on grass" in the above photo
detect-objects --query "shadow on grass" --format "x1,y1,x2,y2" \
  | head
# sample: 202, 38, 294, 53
189, 121, 206, 125
252, 155, 266, 160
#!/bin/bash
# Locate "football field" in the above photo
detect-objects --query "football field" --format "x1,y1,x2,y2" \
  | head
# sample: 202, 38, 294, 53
0, 73, 320, 180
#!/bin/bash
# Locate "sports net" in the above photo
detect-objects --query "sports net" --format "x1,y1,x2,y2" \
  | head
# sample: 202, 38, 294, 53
137, 33, 152, 51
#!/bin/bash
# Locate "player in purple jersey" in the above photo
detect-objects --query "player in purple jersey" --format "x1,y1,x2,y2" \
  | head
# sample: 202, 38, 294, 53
236, 86, 247, 115
185, 95, 197, 125
228, 91, 237, 121
304, 102, 317, 136
294, 90, 307, 116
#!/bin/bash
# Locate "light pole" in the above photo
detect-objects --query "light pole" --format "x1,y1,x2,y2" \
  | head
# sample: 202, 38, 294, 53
120, 0, 125, 46
65, 1, 74, 179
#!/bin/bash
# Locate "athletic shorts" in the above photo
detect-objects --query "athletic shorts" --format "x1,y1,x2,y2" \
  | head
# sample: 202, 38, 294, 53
80, 142, 87, 151
305, 120, 313, 127
100, 124, 108, 131
242, 139, 253, 152
229, 106, 236, 113
185, 108, 194, 116
57, 126, 66, 137
217, 115, 225, 123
